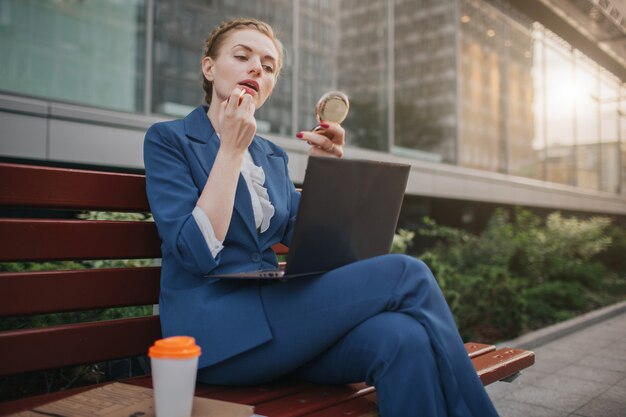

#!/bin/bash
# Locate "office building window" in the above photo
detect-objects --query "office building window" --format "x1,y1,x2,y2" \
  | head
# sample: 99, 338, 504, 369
297, 2, 339, 134
505, 19, 536, 179
337, 0, 390, 152
599, 69, 621, 193
393, 0, 456, 162
458, 0, 537, 174
543, 37, 576, 186
0, 0, 146, 112
622, 84, 626, 195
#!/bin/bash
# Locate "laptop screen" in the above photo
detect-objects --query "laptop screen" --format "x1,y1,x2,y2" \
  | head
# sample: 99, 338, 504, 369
284, 157, 410, 275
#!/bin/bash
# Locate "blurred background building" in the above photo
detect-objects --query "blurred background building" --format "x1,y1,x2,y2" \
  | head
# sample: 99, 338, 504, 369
1, 0, 625, 232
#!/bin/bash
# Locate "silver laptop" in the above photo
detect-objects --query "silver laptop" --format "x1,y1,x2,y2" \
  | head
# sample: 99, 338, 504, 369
207, 156, 410, 280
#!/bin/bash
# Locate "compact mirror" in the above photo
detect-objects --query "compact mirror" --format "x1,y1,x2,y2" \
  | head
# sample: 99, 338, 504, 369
315, 90, 350, 125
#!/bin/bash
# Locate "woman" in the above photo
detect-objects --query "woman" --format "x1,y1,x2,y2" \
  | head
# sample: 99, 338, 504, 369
144, 18, 499, 417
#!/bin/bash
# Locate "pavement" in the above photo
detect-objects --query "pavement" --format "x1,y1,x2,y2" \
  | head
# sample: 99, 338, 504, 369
487, 300, 626, 417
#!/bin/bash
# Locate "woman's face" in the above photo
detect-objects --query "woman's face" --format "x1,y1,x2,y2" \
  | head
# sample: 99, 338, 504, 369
203, 29, 279, 110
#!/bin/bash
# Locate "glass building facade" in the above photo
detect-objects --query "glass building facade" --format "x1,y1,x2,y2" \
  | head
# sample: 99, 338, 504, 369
0, 0, 147, 112
1, 0, 625, 194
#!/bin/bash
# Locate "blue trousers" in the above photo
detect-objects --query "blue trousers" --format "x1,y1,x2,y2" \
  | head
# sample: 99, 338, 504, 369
198, 254, 499, 417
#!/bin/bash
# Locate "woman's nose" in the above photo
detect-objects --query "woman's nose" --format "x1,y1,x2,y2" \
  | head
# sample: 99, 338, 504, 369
248, 58, 262, 75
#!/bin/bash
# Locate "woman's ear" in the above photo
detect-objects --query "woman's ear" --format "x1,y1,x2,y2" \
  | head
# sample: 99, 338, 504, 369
201, 56, 215, 82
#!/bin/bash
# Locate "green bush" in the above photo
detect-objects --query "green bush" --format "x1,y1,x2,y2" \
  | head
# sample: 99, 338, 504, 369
523, 281, 588, 326
422, 252, 526, 341
594, 220, 626, 276
391, 229, 415, 254
417, 208, 625, 341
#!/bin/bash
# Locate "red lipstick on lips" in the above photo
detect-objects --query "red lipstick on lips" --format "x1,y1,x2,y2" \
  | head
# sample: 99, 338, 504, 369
238, 79, 259, 96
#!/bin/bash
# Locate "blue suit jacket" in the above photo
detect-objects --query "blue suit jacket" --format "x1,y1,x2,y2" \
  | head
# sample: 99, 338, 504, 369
144, 106, 300, 368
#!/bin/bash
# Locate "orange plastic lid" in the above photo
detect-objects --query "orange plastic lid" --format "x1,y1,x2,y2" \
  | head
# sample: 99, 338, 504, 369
148, 336, 201, 359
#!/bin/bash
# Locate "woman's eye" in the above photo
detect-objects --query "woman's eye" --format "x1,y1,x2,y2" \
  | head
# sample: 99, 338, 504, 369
263, 65, 275, 73
235, 55, 247, 61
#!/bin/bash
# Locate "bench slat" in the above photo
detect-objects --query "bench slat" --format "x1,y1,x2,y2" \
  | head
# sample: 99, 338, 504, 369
205, 380, 316, 405
464, 342, 497, 358
128, 377, 317, 403
0, 163, 150, 211
254, 383, 373, 417
0, 267, 160, 316
302, 394, 378, 417
0, 316, 161, 376
472, 348, 536, 385
0, 219, 161, 261
271, 243, 290, 255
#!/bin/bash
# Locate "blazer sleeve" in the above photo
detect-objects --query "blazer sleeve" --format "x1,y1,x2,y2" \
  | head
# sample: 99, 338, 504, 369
281, 151, 301, 247
144, 123, 219, 274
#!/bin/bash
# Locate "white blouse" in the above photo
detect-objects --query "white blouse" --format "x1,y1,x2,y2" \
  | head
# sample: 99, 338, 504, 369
192, 150, 275, 258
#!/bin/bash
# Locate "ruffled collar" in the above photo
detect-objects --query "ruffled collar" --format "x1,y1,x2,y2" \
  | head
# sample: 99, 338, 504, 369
242, 151, 275, 233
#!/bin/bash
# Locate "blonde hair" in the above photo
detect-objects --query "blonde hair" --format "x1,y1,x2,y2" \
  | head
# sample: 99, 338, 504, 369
202, 18, 284, 105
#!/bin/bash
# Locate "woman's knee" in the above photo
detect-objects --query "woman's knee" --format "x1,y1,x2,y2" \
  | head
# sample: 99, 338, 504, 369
379, 254, 438, 287
379, 254, 431, 274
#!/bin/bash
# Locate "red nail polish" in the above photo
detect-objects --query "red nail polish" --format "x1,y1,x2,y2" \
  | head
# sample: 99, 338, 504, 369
296, 132, 303, 138
320, 123, 330, 129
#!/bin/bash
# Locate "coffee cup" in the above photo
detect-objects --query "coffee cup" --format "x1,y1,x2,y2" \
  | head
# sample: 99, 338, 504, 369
148, 336, 202, 417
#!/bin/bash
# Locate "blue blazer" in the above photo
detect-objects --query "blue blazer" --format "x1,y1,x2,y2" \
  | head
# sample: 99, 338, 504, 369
144, 106, 301, 368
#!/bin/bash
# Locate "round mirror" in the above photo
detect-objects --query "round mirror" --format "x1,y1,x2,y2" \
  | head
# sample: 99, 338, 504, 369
315, 91, 350, 125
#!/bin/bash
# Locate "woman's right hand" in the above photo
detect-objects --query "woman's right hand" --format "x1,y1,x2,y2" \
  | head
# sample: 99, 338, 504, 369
217, 88, 257, 155
197, 88, 257, 241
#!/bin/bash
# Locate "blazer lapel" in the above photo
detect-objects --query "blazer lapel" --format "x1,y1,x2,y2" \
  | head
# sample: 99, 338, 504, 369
249, 137, 288, 245
185, 106, 258, 243
233, 177, 258, 241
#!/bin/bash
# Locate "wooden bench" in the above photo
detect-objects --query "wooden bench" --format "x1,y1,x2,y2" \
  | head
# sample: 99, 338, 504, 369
0, 161, 535, 416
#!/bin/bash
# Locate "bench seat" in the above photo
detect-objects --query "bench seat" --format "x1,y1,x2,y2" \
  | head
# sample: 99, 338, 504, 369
0, 342, 535, 416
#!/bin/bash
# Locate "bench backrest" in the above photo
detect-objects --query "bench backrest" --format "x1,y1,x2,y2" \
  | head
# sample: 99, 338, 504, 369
0, 162, 162, 376
0, 162, 289, 377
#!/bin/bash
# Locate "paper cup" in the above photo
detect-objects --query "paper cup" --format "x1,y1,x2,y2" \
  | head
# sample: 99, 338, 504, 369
149, 336, 202, 417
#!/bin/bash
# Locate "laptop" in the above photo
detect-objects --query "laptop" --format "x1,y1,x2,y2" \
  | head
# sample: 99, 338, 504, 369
208, 156, 410, 280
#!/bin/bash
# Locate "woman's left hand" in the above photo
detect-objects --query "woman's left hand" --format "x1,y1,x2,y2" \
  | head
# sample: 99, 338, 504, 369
296, 122, 345, 158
